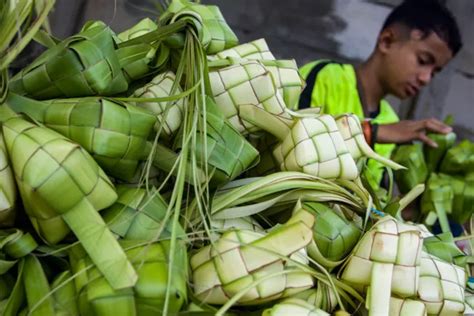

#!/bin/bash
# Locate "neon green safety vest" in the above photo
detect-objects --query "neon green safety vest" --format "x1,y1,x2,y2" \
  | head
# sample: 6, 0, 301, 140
299, 60, 400, 189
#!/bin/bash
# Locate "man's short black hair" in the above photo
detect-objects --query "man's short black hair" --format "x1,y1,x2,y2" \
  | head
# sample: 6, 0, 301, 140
382, 0, 463, 55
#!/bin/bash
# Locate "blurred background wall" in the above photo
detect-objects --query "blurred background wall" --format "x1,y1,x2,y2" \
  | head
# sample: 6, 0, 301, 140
47, 0, 473, 140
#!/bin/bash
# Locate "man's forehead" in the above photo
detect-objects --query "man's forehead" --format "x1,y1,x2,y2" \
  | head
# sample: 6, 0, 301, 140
409, 29, 453, 66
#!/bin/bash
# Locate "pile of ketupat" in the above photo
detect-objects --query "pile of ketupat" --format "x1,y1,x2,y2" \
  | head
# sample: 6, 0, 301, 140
0, 0, 473, 315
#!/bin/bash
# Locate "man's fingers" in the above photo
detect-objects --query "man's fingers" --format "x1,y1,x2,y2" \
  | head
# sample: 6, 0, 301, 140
377, 119, 452, 145
423, 118, 452, 134
418, 132, 438, 147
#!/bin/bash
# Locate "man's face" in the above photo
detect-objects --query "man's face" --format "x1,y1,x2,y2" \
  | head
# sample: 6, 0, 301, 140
380, 28, 453, 99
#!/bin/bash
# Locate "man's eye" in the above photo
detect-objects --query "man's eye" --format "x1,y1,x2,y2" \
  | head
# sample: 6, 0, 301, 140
417, 57, 428, 65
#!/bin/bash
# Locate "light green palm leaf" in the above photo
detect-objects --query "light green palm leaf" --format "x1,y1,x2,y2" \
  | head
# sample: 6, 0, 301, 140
162, 0, 238, 54
298, 202, 361, 267
6, 93, 156, 181
392, 143, 428, 194
2, 117, 136, 290
70, 240, 187, 315
102, 185, 185, 241
208, 38, 275, 61
440, 140, 474, 175
132, 71, 185, 139
10, 21, 128, 99
0, 129, 16, 226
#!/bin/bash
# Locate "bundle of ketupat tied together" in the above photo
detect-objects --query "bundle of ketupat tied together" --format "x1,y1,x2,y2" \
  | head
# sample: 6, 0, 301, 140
0, 1, 472, 315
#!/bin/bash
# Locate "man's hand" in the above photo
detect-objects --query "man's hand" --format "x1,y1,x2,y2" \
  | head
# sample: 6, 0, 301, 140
377, 118, 452, 147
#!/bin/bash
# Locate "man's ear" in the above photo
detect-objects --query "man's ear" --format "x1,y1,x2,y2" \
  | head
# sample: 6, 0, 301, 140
376, 28, 397, 53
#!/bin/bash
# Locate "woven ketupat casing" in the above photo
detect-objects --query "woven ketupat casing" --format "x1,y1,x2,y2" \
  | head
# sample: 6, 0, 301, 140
211, 216, 265, 234
423, 232, 466, 266
335, 114, 366, 160
273, 115, 359, 180
191, 217, 314, 305
302, 202, 361, 263
209, 60, 293, 134
70, 240, 188, 315
167, 1, 238, 54
0, 129, 16, 226
2, 117, 117, 244
418, 252, 466, 315
392, 143, 428, 194
341, 217, 424, 298
116, 43, 157, 82
439, 173, 474, 225
102, 185, 185, 241
50, 271, 80, 315
174, 97, 259, 185
117, 18, 158, 41
424, 132, 456, 173
246, 132, 280, 177
262, 298, 330, 316
2, 117, 138, 291
440, 140, 474, 175
335, 114, 405, 172
208, 38, 275, 61
291, 285, 338, 313
42, 98, 156, 181
389, 297, 427, 316
132, 71, 184, 139
421, 174, 453, 229
10, 22, 128, 99
261, 59, 305, 110
116, 18, 159, 82
210, 48, 303, 116
208, 216, 265, 242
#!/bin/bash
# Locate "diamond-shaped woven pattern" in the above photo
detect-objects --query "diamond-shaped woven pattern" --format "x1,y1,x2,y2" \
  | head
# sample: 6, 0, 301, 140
132, 71, 184, 139
341, 217, 424, 298
2, 117, 117, 245
208, 38, 275, 61
273, 115, 359, 180
389, 297, 427, 316
418, 252, 466, 315
303, 202, 361, 262
335, 114, 366, 160
101, 186, 183, 241
262, 59, 305, 109
190, 221, 313, 305
210, 60, 292, 134
42, 98, 156, 181
10, 22, 128, 99
174, 97, 259, 185
71, 240, 187, 314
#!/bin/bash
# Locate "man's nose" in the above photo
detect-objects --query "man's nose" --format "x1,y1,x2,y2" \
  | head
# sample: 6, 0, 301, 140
417, 69, 433, 86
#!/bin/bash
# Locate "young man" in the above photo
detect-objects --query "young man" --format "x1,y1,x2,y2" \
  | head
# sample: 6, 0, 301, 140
298, 0, 463, 188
